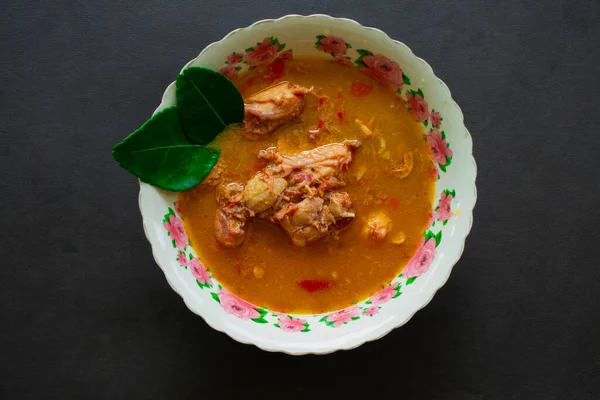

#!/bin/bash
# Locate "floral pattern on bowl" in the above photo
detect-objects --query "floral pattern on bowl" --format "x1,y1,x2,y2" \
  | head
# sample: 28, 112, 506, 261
139, 14, 477, 354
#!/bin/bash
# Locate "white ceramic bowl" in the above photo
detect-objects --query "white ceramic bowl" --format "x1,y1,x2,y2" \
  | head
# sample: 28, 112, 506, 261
139, 14, 477, 355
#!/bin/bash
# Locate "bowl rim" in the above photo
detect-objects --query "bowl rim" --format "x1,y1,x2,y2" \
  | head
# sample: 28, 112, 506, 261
137, 13, 478, 355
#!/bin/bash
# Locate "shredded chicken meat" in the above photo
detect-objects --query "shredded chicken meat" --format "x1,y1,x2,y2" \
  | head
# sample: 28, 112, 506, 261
243, 81, 313, 140
213, 140, 361, 247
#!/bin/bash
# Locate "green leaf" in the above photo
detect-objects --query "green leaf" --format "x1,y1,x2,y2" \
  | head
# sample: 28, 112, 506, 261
402, 73, 411, 85
301, 327, 311, 333
257, 308, 268, 318
277, 43, 286, 52
441, 130, 446, 140
245, 46, 254, 52
424, 230, 436, 242
356, 49, 374, 56
417, 88, 424, 98
274, 324, 280, 328
112, 106, 221, 191
434, 231, 442, 247
346, 42, 352, 48
406, 277, 417, 285
351, 316, 360, 321
443, 189, 456, 197
319, 315, 328, 323
316, 34, 326, 40
210, 292, 220, 303
444, 156, 453, 168
162, 207, 175, 224
176, 67, 244, 144
424, 120, 428, 127
354, 58, 367, 68
439, 163, 447, 173
252, 317, 268, 324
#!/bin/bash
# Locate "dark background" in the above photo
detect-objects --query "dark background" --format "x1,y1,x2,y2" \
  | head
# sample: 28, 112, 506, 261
1, 0, 599, 398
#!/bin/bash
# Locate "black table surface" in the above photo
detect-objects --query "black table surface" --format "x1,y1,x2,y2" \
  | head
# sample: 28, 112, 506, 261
2, 0, 599, 398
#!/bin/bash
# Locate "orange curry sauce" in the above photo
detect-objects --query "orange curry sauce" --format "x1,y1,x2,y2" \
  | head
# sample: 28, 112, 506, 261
179, 57, 436, 314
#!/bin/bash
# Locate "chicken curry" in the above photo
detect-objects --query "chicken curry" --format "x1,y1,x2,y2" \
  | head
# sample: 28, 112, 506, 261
178, 57, 436, 314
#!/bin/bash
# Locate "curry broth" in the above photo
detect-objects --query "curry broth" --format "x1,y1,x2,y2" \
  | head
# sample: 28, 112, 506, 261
179, 57, 435, 314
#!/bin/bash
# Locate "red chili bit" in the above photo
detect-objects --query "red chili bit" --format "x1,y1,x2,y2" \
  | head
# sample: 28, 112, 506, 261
337, 92, 342, 99
298, 280, 334, 293
390, 198, 400, 209
318, 97, 326, 106
268, 58, 285, 78
351, 82, 373, 97
316, 119, 325, 129
286, 207, 297, 216
337, 111, 344, 122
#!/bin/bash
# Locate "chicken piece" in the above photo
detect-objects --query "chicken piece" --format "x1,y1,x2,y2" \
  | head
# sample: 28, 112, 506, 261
390, 152, 413, 179
243, 165, 288, 213
279, 197, 336, 247
213, 182, 254, 248
243, 82, 313, 140
328, 192, 355, 219
278, 140, 361, 174
216, 181, 244, 207
214, 141, 361, 248
256, 140, 360, 201
214, 209, 247, 248
366, 210, 392, 241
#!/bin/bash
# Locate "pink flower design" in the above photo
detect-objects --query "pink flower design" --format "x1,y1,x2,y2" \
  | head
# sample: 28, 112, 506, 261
332, 56, 353, 67
163, 215, 188, 249
218, 289, 260, 320
427, 129, 453, 165
190, 258, 212, 286
404, 238, 436, 278
326, 305, 361, 328
406, 92, 430, 122
364, 306, 380, 317
177, 252, 189, 267
317, 36, 348, 57
435, 192, 454, 222
227, 53, 242, 65
278, 317, 307, 332
244, 38, 278, 67
219, 65, 238, 81
278, 49, 293, 61
430, 111, 442, 128
360, 54, 404, 91
369, 283, 399, 306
